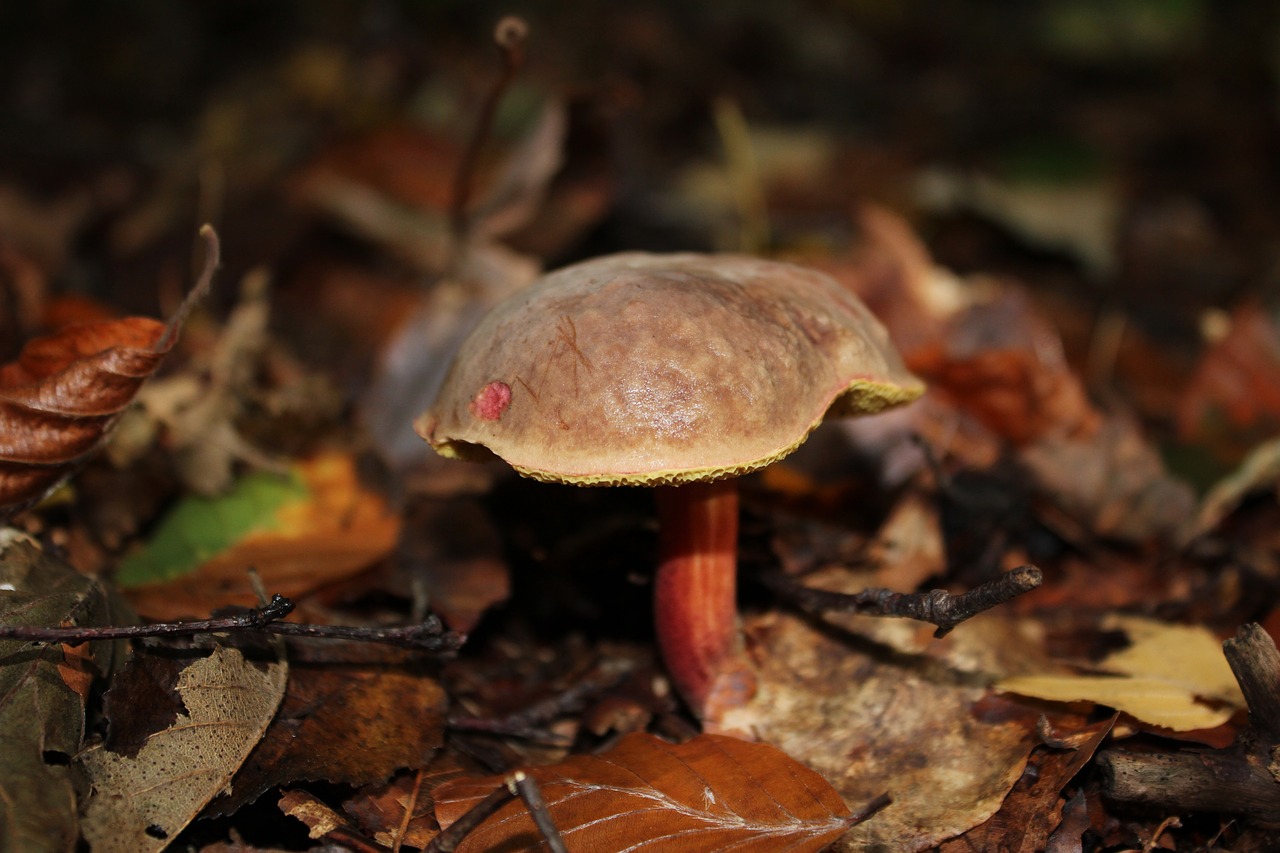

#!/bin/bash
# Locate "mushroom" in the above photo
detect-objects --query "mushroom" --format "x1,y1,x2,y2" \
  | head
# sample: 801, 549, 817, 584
416, 253, 923, 722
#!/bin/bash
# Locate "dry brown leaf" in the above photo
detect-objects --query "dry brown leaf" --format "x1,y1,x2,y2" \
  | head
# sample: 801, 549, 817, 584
1020, 415, 1195, 544
912, 322, 1099, 448
0, 536, 129, 853
1177, 300, 1280, 460
343, 768, 451, 849
0, 227, 217, 515
122, 267, 279, 496
278, 789, 353, 841
939, 716, 1112, 853
79, 645, 287, 853
434, 732, 859, 853
722, 566, 1044, 852
868, 490, 946, 591
1191, 434, 1280, 539
210, 647, 446, 816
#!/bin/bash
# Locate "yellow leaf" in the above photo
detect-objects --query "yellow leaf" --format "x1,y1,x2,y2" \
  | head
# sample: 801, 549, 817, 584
996, 674, 1232, 731
1100, 615, 1245, 707
996, 614, 1244, 732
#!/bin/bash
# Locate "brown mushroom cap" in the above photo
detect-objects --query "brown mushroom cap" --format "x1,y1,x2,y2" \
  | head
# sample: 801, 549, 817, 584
416, 253, 924, 486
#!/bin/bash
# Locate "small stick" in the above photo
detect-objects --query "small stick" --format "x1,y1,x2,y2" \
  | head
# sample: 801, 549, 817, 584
391, 769, 426, 853
426, 771, 566, 853
1224, 622, 1280, 743
848, 792, 893, 826
765, 565, 1042, 638
158, 224, 220, 351
512, 772, 568, 853
450, 16, 529, 247
0, 593, 464, 653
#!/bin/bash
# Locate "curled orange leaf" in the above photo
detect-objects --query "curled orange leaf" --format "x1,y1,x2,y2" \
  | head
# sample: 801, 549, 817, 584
0, 226, 219, 514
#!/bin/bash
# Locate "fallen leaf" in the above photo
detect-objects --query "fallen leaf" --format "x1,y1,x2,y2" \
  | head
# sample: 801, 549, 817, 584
343, 763, 468, 849
122, 267, 281, 496
79, 645, 287, 853
1043, 788, 1091, 853
997, 615, 1245, 731
868, 490, 946, 590
115, 468, 310, 587
1000, 674, 1225, 731
1020, 416, 1196, 544
911, 291, 1100, 447
342, 772, 440, 849
101, 650, 186, 758
210, 645, 446, 815
939, 716, 1112, 853
122, 452, 400, 619
1177, 300, 1280, 461
278, 789, 353, 841
1191, 433, 1280, 539
0, 538, 127, 853
722, 567, 1045, 853
1102, 615, 1244, 706
0, 226, 217, 515
433, 732, 860, 853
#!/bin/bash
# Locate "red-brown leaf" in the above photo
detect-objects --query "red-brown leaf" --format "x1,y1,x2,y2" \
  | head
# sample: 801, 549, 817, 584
0, 227, 218, 513
433, 732, 859, 853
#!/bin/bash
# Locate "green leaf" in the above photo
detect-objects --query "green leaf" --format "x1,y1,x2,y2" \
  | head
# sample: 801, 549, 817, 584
116, 470, 309, 587
0, 536, 130, 853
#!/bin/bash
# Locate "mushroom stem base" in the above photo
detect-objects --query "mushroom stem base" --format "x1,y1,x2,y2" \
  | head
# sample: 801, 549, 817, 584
654, 479, 757, 722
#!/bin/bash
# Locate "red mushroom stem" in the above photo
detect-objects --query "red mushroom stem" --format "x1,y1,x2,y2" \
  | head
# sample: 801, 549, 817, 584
654, 479, 757, 721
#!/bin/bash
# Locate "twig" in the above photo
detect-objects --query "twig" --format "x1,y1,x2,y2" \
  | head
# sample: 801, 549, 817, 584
158, 224, 220, 351
0, 593, 465, 653
514, 772, 567, 852
426, 771, 567, 853
848, 792, 893, 826
450, 16, 529, 248
764, 565, 1043, 638
391, 769, 425, 853
1099, 623, 1280, 824
1224, 622, 1280, 742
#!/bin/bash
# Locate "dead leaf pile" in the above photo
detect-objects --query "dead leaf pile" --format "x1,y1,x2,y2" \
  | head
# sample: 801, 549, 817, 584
4, 8, 1280, 853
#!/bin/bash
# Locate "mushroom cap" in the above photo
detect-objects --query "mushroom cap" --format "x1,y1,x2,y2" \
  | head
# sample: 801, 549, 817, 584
416, 253, 924, 486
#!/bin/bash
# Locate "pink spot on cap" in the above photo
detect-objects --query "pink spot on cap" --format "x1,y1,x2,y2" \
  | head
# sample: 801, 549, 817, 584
469, 380, 512, 420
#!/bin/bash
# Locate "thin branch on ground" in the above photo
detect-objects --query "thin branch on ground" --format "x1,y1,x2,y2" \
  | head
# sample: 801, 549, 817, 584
0, 593, 465, 652
764, 565, 1043, 638
426, 771, 567, 853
